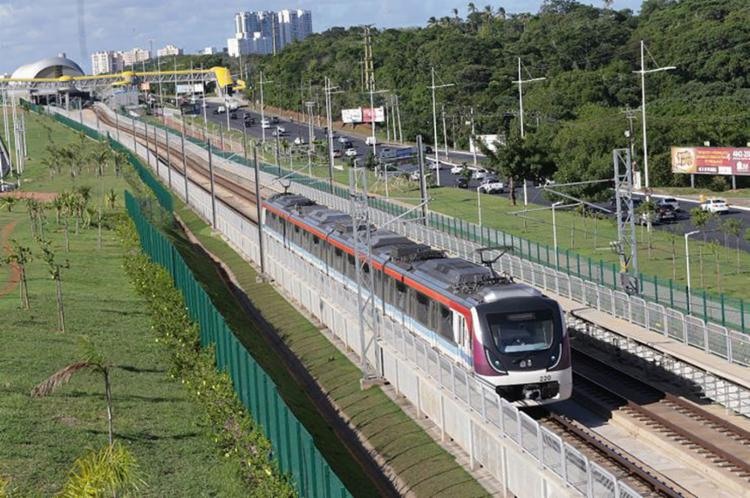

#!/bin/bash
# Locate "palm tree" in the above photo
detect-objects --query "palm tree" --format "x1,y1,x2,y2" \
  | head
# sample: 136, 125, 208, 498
1, 240, 32, 309
59, 442, 143, 498
51, 196, 64, 225
0, 196, 17, 212
32, 339, 114, 444
105, 189, 118, 210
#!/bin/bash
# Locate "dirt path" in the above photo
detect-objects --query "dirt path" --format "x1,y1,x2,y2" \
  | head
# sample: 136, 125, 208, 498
0, 192, 58, 202
0, 220, 20, 299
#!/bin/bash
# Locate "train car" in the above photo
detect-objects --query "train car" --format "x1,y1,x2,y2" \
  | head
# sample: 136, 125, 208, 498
262, 193, 572, 404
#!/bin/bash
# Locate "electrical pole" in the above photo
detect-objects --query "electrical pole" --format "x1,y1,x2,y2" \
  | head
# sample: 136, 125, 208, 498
513, 57, 546, 139
324, 76, 340, 192
305, 101, 315, 176
429, 67, 454, 186
470, 106, 478, 167
441, 104, 449, 155
181, 113, 188, 203
416, 135, 429, 225
207, 140, 217, 228
635, 39, 675, 227
259, 71, 273, 143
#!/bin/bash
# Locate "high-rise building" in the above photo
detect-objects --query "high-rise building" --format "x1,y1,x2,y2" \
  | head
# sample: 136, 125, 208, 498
90, 50, 124, 75
228, 9, 312, 57
120, 48, 151, 67
157, 44, 183, 57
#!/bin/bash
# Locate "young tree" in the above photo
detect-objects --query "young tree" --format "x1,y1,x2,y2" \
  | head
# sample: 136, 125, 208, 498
105, 189, 118, 210
40, 241, 69, 333
51, 196, 64, 225
0, 196, 17, 213
32, 338, 115, 444
636, 200, 657, 259
1, 240, 32, 309
690, 207, 714, 288
721, 218, 743, 274
708, 240, 722, 292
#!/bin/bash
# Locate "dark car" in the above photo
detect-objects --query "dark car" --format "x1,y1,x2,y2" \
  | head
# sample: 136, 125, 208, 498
230, 112, 238, 119
457, 177, 469, 189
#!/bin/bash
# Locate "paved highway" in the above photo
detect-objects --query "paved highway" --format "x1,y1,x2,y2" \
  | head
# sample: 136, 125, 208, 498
194, 102, 750, 253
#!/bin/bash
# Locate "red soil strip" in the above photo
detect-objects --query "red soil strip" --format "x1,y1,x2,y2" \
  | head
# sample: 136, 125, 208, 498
0, 191, 58, 202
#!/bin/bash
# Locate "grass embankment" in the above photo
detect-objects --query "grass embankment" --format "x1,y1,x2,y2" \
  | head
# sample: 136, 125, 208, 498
0, 110, 255, 495
170, 200, 488, 497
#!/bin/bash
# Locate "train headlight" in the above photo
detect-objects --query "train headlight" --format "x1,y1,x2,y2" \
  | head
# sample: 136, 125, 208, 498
484, 347, 507, 375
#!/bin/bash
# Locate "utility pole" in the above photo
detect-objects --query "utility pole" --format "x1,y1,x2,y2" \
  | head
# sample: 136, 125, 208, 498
429, 67, 454, 186
251, 142, 266, 276
395, 94, 403, 143
207, 140, 217, 228
441, 104, 449, 155
416, 135, 429, 224
470, 106, 478, 167
259, 71, 273, 143
635, 39, 675, 225
324, 77, 341, 192
181, 113, 188, 203
305, 101, 315, 176
513, 57, 546, 138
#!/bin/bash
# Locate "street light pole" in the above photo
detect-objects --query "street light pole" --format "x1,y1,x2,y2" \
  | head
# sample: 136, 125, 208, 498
685, 230, 700, 313
470, 106, 477, 168
635, 40, 675, 229
476, 186, 482, 227
552, 201, 563, 269
513, 57, 546, 139
429, 67, 454, 187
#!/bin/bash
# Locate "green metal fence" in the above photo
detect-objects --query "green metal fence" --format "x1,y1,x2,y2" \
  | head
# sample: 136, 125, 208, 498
125, 191, 351, 498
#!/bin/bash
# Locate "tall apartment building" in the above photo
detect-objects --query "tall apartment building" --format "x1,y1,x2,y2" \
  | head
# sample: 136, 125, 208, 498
120, 48, 151, 67
157, 44, 183, 57
91, 50, 124, 75
228, 9, 312, 57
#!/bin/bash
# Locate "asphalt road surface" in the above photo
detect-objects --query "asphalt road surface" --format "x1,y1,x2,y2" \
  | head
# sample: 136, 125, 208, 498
196, 102, 750, 253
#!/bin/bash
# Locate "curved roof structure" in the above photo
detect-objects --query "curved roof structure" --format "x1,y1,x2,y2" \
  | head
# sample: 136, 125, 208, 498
11, 55, 85, 80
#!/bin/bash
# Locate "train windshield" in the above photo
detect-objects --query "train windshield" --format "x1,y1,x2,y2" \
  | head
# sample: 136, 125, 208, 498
485, 310, 555, 354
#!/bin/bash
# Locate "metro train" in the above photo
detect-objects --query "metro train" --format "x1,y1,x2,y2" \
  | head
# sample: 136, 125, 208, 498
263, 193, 572, 404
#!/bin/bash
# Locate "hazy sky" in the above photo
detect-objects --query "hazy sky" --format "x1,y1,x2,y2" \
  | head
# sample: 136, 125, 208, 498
0, 0, 642, 74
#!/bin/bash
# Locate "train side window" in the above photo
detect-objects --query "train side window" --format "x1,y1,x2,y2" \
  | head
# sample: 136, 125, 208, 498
438, 305, 452, 342
414, 291, 430, 326
395, 280, 407, 310
313, 235, 320, 245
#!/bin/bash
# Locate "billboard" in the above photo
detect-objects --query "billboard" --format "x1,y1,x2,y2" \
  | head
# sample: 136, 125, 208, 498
671, 147, 750, 176
470, 134, 503, 154
341, 108, 362, 124
176, 83, 205, 95
341, 107, 385, 124
362, 106, 385, 123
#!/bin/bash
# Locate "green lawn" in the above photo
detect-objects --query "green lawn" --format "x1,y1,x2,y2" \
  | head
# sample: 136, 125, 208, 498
0, 111, 250, 495
172, 202, 488, 497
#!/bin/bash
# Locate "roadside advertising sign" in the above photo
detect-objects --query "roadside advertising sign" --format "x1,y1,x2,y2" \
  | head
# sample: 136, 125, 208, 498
671, 147, 750, 176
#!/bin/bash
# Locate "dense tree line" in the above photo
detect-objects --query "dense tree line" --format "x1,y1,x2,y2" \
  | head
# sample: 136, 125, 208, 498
229, 0, 749, 197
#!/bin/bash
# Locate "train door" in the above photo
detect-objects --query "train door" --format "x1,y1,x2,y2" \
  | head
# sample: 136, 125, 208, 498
453, 312, 472, 367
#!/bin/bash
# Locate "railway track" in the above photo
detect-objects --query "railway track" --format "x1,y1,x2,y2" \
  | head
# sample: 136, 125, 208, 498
571, 350, 750, 491
536, 411, 691, 497
95, 108, 261, 220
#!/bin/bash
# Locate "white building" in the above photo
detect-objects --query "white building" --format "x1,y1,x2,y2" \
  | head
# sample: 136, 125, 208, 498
157, 44, 183, 57
120, 48, 151, 67
228, 9, 312, 57
201, 47, 218, 55
90, 50, 124, 75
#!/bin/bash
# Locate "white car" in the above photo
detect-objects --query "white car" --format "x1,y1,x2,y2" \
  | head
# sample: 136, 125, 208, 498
365, 136, 377, 146
700, 198, 729, 214
658, 197, 680, 211
338, 136, 349, 144
472, 168, 489, 180
344, 148, 358, 157
450, 165, 465, 175
293, 136, 306, 145
261, 118, 271, 129
478, 179, 505, 194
